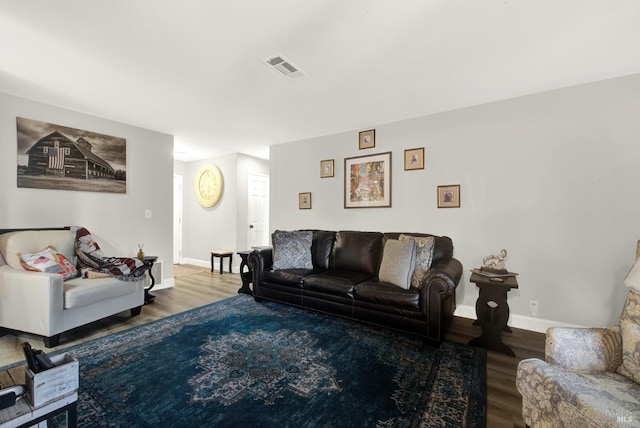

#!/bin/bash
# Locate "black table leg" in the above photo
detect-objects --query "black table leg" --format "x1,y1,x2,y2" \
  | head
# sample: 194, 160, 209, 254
143, 257, 158, 304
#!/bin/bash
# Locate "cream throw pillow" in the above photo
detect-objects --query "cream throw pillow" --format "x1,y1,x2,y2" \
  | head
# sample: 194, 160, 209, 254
378, 239, 417, 290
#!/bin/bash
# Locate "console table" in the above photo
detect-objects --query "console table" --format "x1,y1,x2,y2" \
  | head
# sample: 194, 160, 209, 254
0, 366, 77, 428
468, 271, 519, 357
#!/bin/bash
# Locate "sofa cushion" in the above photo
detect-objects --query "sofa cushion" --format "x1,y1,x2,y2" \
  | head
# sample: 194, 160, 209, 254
399, 234, 435, 289
272, 230, 313, 270
378, 239, 416, 290
311, 230, 336, 270
617, 289, 640, 384
304, 271, 374, 297
332, 231, 384, 274
354, 281, 420, 309
0, 230, 75, 270
517, 358, 640, 428
63, 277, 137, 309
263, 268, 314, 287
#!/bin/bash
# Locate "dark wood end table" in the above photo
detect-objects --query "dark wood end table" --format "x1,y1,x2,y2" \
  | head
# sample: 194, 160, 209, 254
468, 271, 519, 357
237, 251, 253, 295
142, 256, 158, 305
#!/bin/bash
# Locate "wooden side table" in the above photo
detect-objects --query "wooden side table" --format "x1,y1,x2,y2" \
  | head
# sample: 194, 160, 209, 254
210, 250, 233, 274
468, 271, 519, 357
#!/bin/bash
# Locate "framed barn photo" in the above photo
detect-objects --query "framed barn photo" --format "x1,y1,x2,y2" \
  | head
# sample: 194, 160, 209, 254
437, 184, 460, 208
320, 159, 334, 178
299, 192, 312, 209
344, 152, 391, 208
16, 117, 127, 194
404, 147, 424, 170
358, 129, 375, 150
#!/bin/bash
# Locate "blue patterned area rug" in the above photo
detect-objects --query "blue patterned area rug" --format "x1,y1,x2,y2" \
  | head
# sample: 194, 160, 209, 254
49, 295, 486, 427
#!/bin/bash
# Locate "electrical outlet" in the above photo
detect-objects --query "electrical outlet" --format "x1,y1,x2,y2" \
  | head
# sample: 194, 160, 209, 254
530, 300, 539, 317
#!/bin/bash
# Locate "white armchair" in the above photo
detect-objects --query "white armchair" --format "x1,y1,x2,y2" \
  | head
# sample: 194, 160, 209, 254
0, 228, 144, 347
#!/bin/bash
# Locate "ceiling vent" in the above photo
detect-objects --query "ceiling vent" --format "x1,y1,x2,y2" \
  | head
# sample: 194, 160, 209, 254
263, 53, 305, 80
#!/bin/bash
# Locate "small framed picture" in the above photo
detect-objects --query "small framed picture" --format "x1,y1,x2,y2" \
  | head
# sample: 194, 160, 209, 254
404, 147, 425, 170
437, 185, 460, 208
358, 129, 375, 149
320, 159, 334, 178
299, 192, 312, 209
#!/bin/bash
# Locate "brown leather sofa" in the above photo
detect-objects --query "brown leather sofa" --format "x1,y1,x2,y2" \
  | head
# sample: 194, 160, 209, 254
248, 230, 462, 343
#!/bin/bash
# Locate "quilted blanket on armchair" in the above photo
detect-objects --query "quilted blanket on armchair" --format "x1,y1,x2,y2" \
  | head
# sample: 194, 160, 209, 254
72, 226, 148, 281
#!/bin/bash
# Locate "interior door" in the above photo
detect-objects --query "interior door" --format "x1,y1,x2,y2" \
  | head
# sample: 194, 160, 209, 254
173, 174, 183, 263
247, 174, 269, 248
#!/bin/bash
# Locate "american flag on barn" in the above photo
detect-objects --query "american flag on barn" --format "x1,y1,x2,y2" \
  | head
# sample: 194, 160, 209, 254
48, 145, 65, 170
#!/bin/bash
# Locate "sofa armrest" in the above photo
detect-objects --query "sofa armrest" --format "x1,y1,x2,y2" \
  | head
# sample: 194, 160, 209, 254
545, 326, 623, 372
248, 247, 273, 286
420, 257, 462, 342
421, 257, 462, 299
0, 265, 64, 336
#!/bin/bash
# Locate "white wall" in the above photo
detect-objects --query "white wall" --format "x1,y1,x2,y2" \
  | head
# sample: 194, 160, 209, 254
176, 153, 269, 271
269, 73, 640, 330
0, 92, 174, 285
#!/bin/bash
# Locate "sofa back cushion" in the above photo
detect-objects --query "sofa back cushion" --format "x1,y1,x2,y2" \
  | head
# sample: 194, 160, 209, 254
311, 230, 336, 270
332, 231, 384, 275
0, 230, 76, 270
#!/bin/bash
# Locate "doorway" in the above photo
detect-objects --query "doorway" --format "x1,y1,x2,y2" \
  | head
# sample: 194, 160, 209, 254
247, 174, 269, 248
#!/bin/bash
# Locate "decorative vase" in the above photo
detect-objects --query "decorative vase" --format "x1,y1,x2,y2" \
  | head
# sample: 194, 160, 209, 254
137, 244, 145, 260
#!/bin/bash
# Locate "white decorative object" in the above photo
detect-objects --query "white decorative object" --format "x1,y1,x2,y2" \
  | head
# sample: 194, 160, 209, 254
483, 249, 508, 270
25, 353, 79, 406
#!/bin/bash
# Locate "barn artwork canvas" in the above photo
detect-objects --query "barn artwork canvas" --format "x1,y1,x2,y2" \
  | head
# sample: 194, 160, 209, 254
17, 117, 126, 194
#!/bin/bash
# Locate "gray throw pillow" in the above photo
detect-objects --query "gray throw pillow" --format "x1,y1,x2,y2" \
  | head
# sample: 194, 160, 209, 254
399, 234, 435, 289
272, 230, 313, 270
378, 239, 417, 290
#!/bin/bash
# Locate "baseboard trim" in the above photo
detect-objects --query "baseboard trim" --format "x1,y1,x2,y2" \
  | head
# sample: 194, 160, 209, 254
181, 258, 209, 268
153, 278, 175, 290
179, 257, 242, 274
454, 304, 584, 333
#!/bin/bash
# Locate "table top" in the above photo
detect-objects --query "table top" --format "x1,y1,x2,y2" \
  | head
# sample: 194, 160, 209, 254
470, 272, 519, 289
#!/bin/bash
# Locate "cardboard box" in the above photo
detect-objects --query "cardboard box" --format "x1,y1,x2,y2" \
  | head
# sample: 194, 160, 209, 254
24, 353, 78, 407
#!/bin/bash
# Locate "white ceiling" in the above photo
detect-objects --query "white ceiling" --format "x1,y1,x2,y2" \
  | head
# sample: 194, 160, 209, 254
1, 0, 639, 161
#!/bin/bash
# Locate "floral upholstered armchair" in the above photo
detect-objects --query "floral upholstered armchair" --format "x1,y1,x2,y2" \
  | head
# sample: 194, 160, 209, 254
516, 241, 640, 428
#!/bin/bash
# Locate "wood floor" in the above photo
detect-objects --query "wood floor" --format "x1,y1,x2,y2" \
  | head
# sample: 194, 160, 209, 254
0, 266, 545, 427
